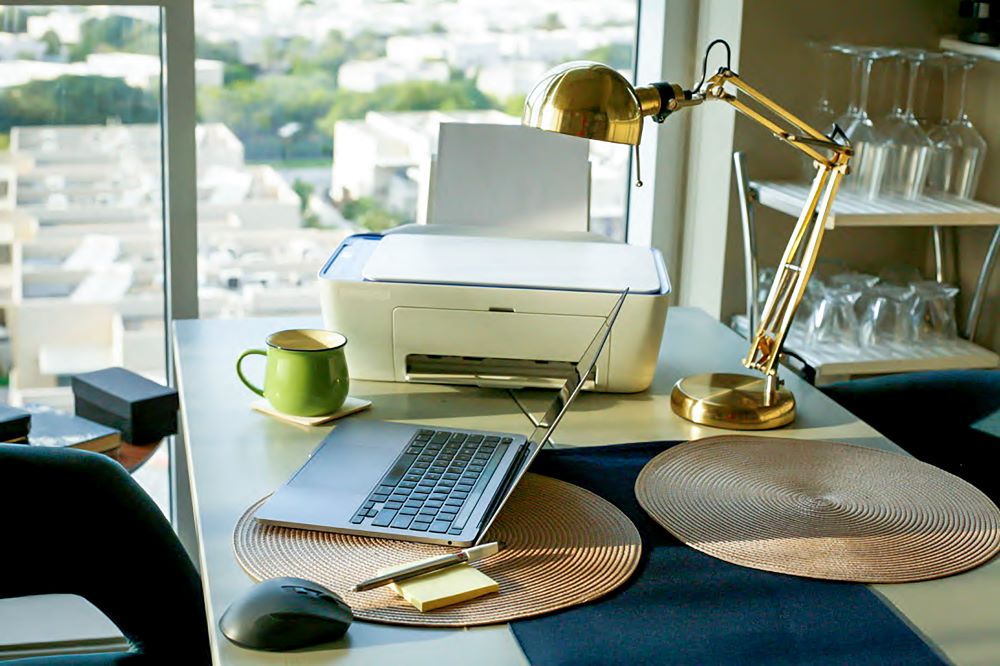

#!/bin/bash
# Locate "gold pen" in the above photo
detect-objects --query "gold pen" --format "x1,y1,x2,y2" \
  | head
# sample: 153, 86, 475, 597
352, 541, 504, 592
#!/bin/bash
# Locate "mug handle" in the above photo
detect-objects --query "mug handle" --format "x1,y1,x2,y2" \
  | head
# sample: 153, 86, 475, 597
236, 349, 266, 397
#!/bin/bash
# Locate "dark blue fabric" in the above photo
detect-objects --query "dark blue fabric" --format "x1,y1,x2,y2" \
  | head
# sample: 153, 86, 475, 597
510, 442, 945, 666
822, 370, 1000, 502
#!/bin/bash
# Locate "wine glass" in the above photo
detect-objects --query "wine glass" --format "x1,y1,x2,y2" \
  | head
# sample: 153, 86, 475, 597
832, 45, 896, 199
800, 42, 840, 180
926, 53, 988, 199
881, 50, 935, 199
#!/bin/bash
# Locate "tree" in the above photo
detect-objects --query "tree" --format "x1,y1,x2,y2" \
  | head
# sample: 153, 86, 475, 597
0, 75, 159, 133
41, 30, 61, 57
291, 178, 314, 213
318, 77, 499, 134
538, 12, 565, 31
69, 16, 159, 60
582, 43, 633, 71
503, 93, 526, 117
340, 196, 404, 232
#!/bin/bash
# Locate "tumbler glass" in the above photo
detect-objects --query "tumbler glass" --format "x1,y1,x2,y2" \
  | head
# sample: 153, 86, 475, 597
859, 284, 912, 346
908, 281, 960, 340
806, 284, 862, 347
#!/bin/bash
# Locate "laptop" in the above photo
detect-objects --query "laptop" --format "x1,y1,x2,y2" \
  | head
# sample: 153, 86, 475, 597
255, 290, 627, 547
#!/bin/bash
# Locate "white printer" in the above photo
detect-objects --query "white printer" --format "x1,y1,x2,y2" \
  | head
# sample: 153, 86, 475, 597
318, 226, 670, 393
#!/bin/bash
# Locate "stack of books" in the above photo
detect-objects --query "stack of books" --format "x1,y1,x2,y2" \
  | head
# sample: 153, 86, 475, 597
0, 403, 120, 453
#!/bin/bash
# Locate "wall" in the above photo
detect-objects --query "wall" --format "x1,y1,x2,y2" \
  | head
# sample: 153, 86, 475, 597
722, 0, 1000, 351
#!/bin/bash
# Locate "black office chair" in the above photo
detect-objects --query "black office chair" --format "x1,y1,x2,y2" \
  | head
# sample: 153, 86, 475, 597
821, 369, 1000, 501
0, 444, 211, 665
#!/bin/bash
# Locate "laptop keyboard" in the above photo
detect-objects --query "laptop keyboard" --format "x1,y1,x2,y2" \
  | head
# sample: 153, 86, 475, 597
350, 429, 511, 536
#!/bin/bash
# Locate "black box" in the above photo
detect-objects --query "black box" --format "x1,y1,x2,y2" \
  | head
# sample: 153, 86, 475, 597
0, 404, 31, 442
71, 367, 178, 444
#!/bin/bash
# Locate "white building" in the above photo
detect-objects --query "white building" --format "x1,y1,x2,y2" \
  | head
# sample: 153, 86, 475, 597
337, 58, 450, 93
0, 33, 46, 61
0, 53, 224, 90
477, 60, 549, 100
330, 109, 628, 234
386, 35, 450, 63
331, 110, 516, 216
26, 11, 84, 45
0, 122, 336, 404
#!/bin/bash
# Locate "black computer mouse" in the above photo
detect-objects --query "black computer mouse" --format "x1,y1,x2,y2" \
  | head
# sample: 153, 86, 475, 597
219, 577, 353, 651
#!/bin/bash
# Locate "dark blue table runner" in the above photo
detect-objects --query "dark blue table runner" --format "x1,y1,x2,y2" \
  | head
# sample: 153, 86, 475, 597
510, 442, 946, 666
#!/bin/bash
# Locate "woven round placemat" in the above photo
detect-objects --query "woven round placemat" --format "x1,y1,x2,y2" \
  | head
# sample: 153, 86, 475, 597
636, 436, 1000, 583
234, 473, 641, 626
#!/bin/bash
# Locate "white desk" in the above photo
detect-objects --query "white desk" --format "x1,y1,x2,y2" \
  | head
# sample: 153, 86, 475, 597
174, 307, 1000, 665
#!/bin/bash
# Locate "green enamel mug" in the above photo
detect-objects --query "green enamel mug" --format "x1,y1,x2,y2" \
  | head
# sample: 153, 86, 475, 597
236, 329, 350, 417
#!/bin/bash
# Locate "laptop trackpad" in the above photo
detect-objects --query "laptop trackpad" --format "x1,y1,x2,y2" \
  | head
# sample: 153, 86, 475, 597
256, 421, 413, 527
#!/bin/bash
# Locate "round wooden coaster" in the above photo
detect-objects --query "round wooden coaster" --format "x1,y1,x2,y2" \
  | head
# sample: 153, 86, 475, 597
636, 436, 1000, 583
233, 473, 641, 626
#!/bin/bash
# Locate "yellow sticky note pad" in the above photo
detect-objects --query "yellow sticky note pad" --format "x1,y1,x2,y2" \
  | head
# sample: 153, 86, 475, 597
387, 563, 499, 612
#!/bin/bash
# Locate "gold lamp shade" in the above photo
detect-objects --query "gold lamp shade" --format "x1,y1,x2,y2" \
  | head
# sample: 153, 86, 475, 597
522, 61, 651, 146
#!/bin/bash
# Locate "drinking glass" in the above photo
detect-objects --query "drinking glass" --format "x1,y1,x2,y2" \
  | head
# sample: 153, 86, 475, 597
806, 284, 862, 347
828, 272, 879, 292
801, 42, 840, 180
833, 45, 895, 199
878, 263, 923, 287
908, 281, 959, 340
881, 50, 934, 199
859, 284, 912, 346
926, 53, 988, 199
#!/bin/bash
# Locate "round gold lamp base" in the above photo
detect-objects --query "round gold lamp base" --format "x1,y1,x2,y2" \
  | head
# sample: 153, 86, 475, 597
670, 372, 796, 430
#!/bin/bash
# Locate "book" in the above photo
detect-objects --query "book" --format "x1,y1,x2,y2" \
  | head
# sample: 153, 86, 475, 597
385, 562, 499, 612
0, 404, 31, 442
24, 404, 121, 453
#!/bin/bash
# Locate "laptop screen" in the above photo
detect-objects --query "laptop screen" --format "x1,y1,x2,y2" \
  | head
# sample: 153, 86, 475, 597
473, 289, 628, 543
526, 289, 628, 448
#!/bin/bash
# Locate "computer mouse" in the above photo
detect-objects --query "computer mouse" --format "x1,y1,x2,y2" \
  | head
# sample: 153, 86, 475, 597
219, 577, 353, 651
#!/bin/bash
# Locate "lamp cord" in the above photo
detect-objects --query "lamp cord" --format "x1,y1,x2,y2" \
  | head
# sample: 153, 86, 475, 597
694, 38, 734, 92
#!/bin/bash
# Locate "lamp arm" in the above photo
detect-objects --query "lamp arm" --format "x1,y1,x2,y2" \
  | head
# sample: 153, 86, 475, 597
709, 71, 852, 382
642, 67, 853, 387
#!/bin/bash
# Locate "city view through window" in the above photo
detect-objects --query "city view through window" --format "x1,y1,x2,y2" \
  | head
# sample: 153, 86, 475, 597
0, 1, 637, 510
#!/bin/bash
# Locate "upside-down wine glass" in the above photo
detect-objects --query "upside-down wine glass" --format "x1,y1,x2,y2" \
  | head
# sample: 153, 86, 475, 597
926, 53, 988, 199
801, 42, 840, 180
833, 45, 895, 199
881, 49, 935, 199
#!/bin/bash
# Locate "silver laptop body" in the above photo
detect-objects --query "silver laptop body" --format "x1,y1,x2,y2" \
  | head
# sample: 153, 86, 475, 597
255, 290, 627, 547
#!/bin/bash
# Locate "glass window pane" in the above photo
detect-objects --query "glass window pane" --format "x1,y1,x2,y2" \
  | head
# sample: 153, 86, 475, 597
0, 5, 168, 513
194, 0, 637, 318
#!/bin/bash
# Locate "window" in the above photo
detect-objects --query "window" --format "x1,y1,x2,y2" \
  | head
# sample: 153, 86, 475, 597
193, 0, 638, 318
0, 4, 170, 511
0, 0, 645, 516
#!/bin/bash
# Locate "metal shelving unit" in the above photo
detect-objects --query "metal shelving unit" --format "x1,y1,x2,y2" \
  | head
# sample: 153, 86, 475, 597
731, 315, 999, 385
733, 171, 1000, 380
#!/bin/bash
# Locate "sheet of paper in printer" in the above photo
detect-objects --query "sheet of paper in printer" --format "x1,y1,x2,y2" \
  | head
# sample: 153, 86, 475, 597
429, 122, 591, 232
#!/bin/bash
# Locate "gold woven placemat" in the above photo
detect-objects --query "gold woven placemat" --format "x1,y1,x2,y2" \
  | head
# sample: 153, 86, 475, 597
636, 436, 1000, 583
234, 473, 641, 626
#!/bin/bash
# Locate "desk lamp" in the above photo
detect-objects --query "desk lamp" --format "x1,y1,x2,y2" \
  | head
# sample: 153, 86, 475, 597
522, 40, 852, 429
